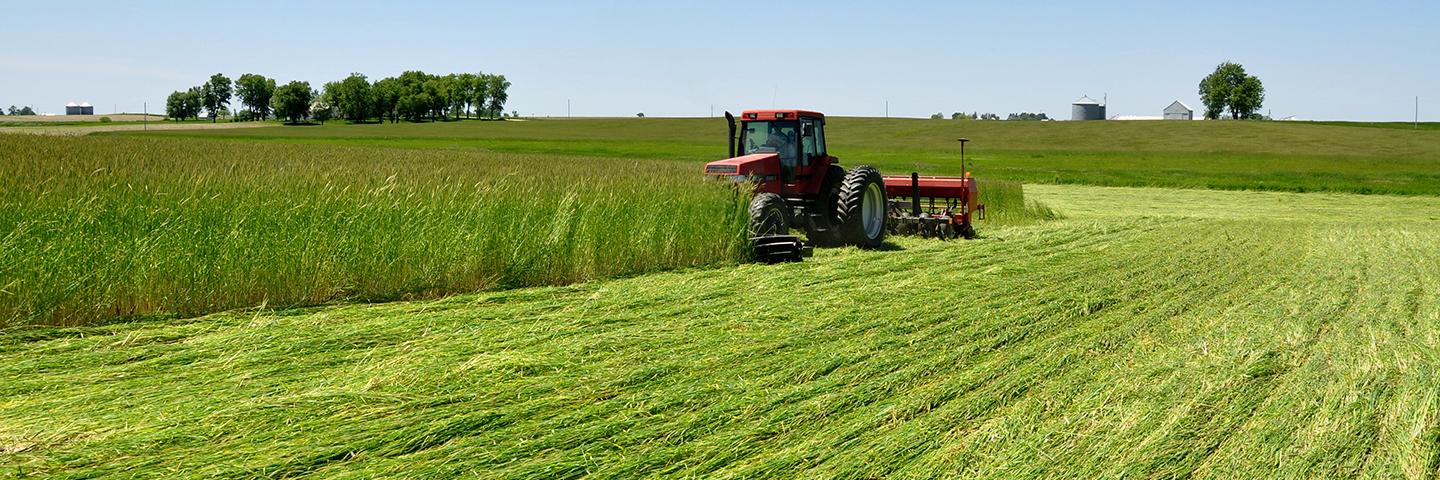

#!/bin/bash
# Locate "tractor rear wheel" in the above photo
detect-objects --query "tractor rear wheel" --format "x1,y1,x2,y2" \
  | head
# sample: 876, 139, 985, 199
748, 193, 788, 237
833, 165, 887, 249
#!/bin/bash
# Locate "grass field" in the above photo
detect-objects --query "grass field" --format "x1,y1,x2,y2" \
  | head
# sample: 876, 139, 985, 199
3, 117, 1439, 477
126, 117, 1440, 195
0, 133, 1041, 328
4, 185, 1437, 478
0, 135, 752, 328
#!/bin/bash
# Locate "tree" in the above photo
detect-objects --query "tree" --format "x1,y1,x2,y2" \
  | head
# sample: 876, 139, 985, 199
455, 73, 478, 118
636, 112, 645, 118
485, 74, 510, 119
372, 77, 401, 123
312, 99, 334, 124
396, 93, 433, 122
17, 106, 36, 116
165, 88, 203, 121
439, 74, 467, 119
271, 80, 314, 124
319, 81, 342, 123
1199, 62, 1265, 120
200, 73, 233, 122
423, 75, 453, 120
1233, 75, 1266, 120
470, 73, 490, 119
393, 70, 436, 121
951, 112, 973, 120
324, 73, 374, 122
235, 74, 276, 120
930, 112, 944, 119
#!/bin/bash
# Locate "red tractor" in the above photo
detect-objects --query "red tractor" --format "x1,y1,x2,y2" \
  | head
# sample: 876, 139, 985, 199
703, 109, 982, 262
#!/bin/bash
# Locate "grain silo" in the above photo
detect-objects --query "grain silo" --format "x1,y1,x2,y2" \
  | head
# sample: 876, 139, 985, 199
64, 102, 95, 115
1071, 95, 1105, 121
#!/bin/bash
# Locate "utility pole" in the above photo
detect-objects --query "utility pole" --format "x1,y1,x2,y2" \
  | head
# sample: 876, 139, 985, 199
885, 101, 889, 118
143, 102, 147, 130
567, 99, 570, 118
1417, 96, 1420, 130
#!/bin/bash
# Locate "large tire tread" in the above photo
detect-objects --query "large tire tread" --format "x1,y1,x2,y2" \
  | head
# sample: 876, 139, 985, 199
832, 165, 886, 249
748, 193, 788, 237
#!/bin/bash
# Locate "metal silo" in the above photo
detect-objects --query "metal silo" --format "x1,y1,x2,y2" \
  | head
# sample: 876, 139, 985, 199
1071, 96, 1105, 121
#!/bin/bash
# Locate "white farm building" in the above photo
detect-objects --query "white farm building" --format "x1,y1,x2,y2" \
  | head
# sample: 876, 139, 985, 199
1164, 101, 1193, 120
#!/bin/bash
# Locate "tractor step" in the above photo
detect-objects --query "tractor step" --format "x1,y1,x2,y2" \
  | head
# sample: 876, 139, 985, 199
751, 235, 812, 263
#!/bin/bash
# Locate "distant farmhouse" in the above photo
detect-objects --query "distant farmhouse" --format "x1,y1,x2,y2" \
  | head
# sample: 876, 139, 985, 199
1164, 101, 1193, 120
65, 101, 95, 115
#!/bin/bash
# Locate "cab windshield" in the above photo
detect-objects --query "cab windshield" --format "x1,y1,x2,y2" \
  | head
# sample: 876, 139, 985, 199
740, 121, 799, 160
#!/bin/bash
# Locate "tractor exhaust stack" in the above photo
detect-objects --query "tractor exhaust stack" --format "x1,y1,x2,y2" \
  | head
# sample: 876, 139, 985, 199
725, 111, 737, 159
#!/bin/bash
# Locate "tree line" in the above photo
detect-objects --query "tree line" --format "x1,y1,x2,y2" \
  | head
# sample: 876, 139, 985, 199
166, 71, 511, 124
930, 112, 1021, 121
0, 105, 38, 116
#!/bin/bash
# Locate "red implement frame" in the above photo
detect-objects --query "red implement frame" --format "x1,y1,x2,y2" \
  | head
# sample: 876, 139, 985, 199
881, 173, 984, 239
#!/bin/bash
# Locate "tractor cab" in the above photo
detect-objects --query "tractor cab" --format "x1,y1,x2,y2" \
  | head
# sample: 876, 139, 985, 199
710, 110, 833, 197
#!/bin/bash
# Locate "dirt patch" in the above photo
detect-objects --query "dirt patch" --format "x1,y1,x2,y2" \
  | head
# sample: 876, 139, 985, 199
0, 122, 270, 136
0, 114, 166, 123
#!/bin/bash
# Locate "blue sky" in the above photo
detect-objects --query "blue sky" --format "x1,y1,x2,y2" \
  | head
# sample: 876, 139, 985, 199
3, 1, 1436, 120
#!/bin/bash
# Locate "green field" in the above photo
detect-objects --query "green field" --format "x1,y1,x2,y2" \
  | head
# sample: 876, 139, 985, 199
0, 135, 753, 328
4, 118, 1440, 477
4, 185, 1438, 477
0, 133, 1037, 328
125, 117, 1440, 195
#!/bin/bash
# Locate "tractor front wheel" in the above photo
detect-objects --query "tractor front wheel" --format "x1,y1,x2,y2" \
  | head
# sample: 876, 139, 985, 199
748, 193, 788, 237
833, 166, 887, 249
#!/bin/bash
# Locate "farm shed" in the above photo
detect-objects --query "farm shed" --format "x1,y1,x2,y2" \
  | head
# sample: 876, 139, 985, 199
1164, 100, 1192, 120
1071, 96, 1105, 121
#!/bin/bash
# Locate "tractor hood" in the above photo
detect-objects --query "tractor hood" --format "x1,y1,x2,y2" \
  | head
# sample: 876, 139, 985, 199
702, 153, 780, 181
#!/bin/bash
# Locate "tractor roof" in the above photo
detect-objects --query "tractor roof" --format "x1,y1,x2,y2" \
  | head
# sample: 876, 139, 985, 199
740, 109, 824, 121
